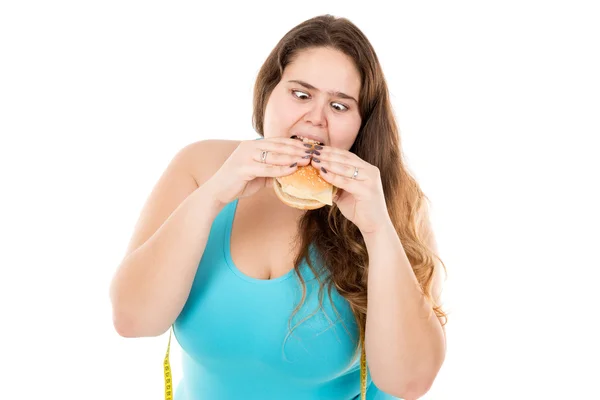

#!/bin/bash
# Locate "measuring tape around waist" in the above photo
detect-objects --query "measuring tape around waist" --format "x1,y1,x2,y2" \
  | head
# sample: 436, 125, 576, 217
163, 325, 366, 400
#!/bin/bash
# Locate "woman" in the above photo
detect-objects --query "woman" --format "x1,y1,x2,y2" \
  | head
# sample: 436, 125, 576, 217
110, 14, 447, 400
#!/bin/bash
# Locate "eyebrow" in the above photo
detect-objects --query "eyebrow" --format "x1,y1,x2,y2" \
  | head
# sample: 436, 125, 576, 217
287, 79, 358, 104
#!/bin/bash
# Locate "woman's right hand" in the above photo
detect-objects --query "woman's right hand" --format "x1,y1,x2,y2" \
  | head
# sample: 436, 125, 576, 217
205, 137, 312, 206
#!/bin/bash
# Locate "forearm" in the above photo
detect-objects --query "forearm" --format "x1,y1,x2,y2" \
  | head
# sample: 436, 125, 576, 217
110, 183, 224, 337
363, 221, 445, 398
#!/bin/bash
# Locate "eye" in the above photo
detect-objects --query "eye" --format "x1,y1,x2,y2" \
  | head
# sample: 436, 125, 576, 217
331, 102, 349, 112
291, 90, 310, 100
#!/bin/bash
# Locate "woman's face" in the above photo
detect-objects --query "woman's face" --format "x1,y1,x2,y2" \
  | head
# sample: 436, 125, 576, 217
263, 47, 362, 150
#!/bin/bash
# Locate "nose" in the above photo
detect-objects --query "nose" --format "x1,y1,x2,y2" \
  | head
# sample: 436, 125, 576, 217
304, 102, 327, 128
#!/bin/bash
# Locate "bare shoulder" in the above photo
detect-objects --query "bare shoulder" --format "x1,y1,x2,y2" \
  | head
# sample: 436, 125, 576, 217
183, 139, 241, 186
119, 139, 240, 259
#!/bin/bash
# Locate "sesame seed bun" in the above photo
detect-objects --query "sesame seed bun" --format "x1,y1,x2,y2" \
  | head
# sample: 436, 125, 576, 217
273, 165, 337, 210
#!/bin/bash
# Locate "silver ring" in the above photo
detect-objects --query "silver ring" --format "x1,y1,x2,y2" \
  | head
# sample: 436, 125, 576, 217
352, 166, 359, 179
260, 150, 268, 163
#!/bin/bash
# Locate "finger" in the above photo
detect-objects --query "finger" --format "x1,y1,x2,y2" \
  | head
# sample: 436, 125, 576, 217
311, 150, 369, 175
314, 164, 362, 193
264, 177, 274, 189
252, 149, 312, 166
313, 146, 363, 164
250, 162, 306, 178
332, 188, 342, 202
257, 137, 315, 153
310, 158, 367, 181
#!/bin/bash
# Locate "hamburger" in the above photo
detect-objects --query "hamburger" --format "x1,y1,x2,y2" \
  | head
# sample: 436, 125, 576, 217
273, 136, 337, 210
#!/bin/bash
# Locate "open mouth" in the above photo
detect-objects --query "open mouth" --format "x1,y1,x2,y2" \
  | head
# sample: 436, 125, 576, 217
291, 135, 323, 146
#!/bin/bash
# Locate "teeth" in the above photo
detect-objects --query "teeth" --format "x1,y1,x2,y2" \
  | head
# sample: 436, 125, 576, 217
292, 135, 322, 145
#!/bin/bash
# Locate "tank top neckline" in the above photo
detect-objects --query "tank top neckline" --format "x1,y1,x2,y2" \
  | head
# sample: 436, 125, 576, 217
223, 198, 297, 284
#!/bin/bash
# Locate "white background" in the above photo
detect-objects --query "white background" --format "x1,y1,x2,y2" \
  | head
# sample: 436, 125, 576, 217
1, 1, 599, 399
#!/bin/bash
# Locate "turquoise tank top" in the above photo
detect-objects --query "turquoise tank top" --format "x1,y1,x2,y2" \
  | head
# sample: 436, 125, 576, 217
172, 193, 399, 400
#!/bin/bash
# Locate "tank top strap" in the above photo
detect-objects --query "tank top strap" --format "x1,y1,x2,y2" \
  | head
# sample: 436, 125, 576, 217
216, 198, 238, 237
196, 198, 238, 262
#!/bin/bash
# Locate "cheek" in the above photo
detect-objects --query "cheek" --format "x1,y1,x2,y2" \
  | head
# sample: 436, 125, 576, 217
330, 116, 361, 150
263, 90, 298, 137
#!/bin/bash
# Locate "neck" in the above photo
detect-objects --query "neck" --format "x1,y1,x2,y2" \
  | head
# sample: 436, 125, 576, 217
256, 184, 307, 223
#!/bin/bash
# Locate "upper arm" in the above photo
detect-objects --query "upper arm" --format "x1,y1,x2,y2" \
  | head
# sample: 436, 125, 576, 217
121, 142, 199, 260
416, 199, 446, 324
120, 139, 239, 260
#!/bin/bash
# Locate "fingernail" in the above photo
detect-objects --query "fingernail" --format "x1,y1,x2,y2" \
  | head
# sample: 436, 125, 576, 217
321, 167, 327, 173
302, 155, 311, 159
312, 157, 321, 163
304, 143, 313, 148
290, 162, 297, 167
312, 150, 321, 156
314, 145, 323, 150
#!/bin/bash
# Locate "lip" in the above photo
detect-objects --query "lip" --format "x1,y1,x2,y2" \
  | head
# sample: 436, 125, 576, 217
291, 133, 326, 145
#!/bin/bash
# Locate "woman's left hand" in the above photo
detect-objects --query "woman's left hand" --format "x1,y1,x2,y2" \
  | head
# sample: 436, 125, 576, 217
310, 146, 392, 235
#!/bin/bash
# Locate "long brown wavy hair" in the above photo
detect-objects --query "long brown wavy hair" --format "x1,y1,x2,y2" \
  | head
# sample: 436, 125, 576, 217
252, 15, 447, 366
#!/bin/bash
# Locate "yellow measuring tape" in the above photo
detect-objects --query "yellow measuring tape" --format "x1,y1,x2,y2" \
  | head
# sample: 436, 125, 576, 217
163, 326, 173, 400
359, 334, 367, 400
163, 326, 366, 400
